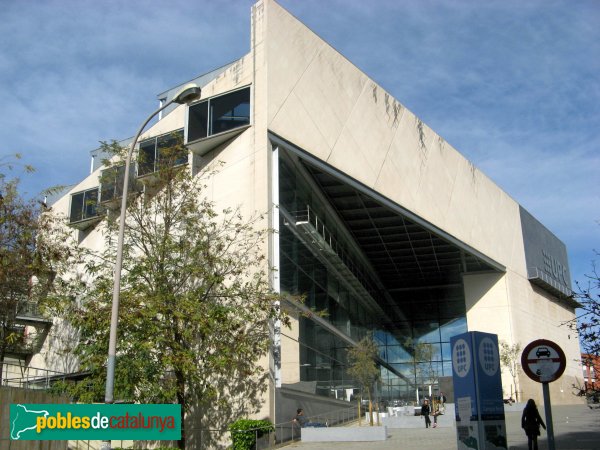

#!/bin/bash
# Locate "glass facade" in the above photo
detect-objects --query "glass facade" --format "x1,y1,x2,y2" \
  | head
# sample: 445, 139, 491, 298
278, 148, 468, 403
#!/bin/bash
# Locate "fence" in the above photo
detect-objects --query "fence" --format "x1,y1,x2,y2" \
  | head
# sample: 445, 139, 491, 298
1, 363, 69, 390
66, 405, 359, 449
0, 386, 70, 450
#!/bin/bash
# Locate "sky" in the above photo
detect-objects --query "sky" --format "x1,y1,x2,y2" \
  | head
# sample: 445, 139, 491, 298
1, 0, 598, 291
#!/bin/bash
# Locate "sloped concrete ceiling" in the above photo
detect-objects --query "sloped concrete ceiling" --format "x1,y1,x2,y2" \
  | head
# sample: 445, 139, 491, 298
263, 0, 525, 273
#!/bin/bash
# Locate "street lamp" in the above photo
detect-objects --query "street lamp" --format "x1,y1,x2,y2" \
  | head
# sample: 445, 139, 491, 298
101, 83, 201, 450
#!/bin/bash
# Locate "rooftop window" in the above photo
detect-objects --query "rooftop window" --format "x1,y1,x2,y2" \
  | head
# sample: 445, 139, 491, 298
69, 187, 100, 228
138, 129, 187, 177
188, 87, 250, 142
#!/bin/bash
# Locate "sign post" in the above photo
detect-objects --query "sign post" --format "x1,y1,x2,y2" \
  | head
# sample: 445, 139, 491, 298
451, 332, 507, 450
521, 339, 567, 450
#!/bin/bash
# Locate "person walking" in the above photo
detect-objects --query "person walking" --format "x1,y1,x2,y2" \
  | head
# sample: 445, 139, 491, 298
521, 399, 546, 450
432, 403, 442, 428
438, 391, 447, 413
421, 399, 431, 428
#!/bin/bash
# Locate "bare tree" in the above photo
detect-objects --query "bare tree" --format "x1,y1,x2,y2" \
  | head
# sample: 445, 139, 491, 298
566, 255, 599, 399
499, 341, 521, 402
348, 336, 380, 426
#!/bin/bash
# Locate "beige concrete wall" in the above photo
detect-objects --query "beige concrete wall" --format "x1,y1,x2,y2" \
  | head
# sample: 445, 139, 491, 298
506, 272, 583, 405
464, 270, 582, 405
264, 0, 525, 275
464, 272, 512, 342
280, 310, 301, 384
263, 0, 580, 405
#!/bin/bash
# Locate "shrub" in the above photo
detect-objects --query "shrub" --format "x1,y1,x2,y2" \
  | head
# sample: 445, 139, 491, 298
229, 419, 274, 450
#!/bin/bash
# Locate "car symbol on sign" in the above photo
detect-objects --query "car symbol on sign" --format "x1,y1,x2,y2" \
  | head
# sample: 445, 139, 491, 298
536, 347, 551, 358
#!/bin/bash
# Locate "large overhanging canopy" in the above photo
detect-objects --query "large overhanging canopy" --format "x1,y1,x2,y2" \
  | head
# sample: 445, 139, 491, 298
271, 132, 505, 330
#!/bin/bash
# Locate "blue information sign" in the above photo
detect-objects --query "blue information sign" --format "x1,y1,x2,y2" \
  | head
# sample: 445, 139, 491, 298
451, 332, 507, 450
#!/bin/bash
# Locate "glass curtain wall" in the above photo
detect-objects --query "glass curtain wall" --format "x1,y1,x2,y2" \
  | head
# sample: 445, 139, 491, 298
278, 149, 467, 403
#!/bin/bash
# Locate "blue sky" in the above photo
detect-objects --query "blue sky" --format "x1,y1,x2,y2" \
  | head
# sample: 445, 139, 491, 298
1, 0, 598, 290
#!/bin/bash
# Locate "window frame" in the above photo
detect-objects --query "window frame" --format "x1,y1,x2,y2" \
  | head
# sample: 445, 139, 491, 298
137, 128, 186, 177
69, 187, 100, 224
186, 85, 251, 143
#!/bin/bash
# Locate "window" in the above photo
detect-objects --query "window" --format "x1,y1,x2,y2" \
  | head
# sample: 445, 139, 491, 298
69, 188, 100, 224
137, 129, 186, 177
100, 164, 139, 204
188, 87, 250, 142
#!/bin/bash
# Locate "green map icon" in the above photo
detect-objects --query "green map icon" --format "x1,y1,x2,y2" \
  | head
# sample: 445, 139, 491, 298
10, 404, 49, 440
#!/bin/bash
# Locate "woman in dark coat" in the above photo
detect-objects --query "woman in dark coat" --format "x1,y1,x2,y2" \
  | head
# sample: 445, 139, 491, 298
522, 399, 546, 450
421, 399, 431, 428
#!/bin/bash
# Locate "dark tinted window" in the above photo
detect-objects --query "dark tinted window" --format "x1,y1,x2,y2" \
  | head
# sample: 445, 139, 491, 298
137, 129, 185, 176
70, 188, 99, 223
210, 88, 250, 135
138, 140, 157, 176
187, 87, 250, 142
84, 189, 99, 218
70, 193, 84, 222
101, 165, 138, 203
157, 131, 187, 169
188, 101, 208, 142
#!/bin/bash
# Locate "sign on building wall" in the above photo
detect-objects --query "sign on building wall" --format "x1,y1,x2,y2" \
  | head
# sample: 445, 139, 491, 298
519, 206, 572, 298
451, 332, 507, 450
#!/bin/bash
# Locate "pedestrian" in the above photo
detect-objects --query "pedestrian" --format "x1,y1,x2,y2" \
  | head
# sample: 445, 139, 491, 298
439, 391, 447, 413
432, 403, 443, 428
293, 408, 326, 428
421, 399, 431, 428
521, 399, 546, 450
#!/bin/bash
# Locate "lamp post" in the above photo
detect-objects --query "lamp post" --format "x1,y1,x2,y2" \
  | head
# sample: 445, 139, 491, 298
101, 83, 201, 450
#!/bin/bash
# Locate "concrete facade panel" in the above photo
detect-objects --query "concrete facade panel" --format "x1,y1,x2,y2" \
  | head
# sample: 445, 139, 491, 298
377, 110, 426, 210
263, 0, 530, 275
139, 104, 185, 142
332, 83, 401, 187
268, 91, 332, 162
266, 0, 323, 126
327, 123, 379, 186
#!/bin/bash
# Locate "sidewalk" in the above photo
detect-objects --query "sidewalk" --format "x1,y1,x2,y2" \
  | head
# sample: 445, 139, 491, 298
286, 405, 600, 450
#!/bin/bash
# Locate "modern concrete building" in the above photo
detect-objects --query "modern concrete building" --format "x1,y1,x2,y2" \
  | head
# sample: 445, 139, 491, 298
27, 0, 581, 437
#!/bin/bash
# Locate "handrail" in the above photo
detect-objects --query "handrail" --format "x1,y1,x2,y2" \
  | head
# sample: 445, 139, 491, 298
1, 362, 69, 389
292, 206, 378, 294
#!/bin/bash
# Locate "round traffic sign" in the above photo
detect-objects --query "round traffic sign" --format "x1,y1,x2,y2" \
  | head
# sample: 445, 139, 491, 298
521, 339, 566, 383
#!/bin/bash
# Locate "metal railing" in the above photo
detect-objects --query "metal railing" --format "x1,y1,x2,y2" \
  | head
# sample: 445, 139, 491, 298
1, 362, 69, 390
293, 206, 377, 294
67, 405, 359, 449
15, 300, 45, 318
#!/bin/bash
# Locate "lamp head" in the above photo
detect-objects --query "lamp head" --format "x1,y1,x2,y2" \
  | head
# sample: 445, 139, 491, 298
173, 83, 201, 104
